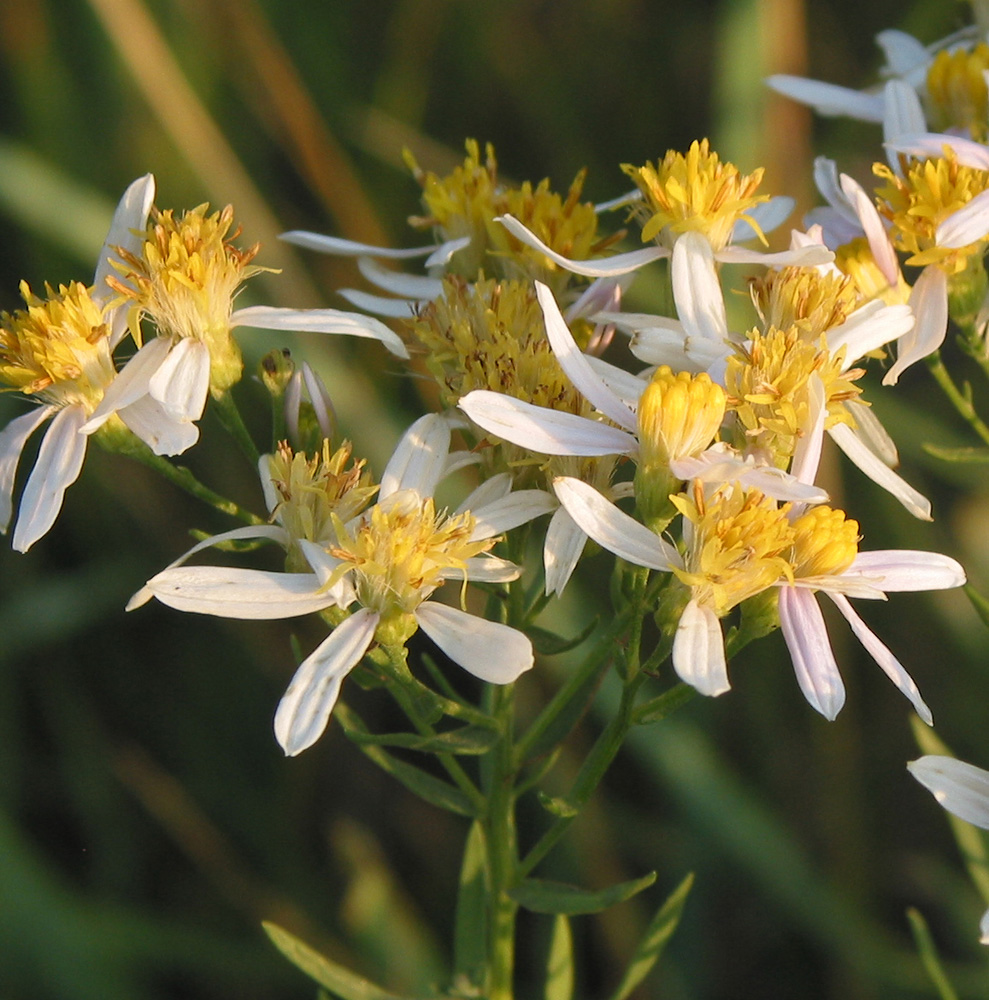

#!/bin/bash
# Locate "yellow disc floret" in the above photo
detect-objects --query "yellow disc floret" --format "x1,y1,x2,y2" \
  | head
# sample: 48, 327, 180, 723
0, 280, 115, 411
326, 491, 497, 644
833, 237, 911, 306
265, 439, 377, 571
623, 139, 770, 251
789, 504, 859, 581
111, 204, 267, 394
874, 153, 989, 273
725, 326, 863, 465
405, 140, 608, 290
925, 43, 989, 141
749, 266, 860, 338
670, 483, 795, 616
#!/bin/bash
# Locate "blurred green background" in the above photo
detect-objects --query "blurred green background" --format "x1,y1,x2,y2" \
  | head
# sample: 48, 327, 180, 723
2, 0, 989, 997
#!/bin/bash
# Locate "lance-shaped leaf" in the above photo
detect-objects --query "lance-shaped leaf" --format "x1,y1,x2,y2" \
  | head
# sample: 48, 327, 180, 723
545, 914, 574, 1000
510, 871, 657, 915
344, 725, 499, 756
453, 821, 488, 988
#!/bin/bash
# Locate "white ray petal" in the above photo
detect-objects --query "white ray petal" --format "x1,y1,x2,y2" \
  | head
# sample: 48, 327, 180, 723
765, 75, 886, 121
356, 255, 444, 299
379, 413, 451, 500
456, 472, 513, 515
778, 586, 845, 720
715, 244, 834, 266
876, 30, 930, 79
883, 266, 948, 385
415, 602, 533, 683
452, 555, 521, 583
81, 337, 172, 433
127, 524, 289, 611
118, 396, 199, 456
12, 405, 88, 553
813, 157, 861, 229
497, 214, 668, 276
0, 405, 55, 534
908, 755, 989, 829
827, 302, 913, 365
846, 550, 965, 591
888, 132, 989, 171
337, 288, 425, 318
829, 423, 932, 520
553, 476, 681, 570
274, 607, 379, 756
882, 80, 927, 164
671, 232, 728, 342
585, 356, 650, 410
839, 173, 899, 285
672, 599, 729, 697
828, 592, 932, 724
731, 196, 794, 241
628, 326, 727, 373
94, 173, 155, 314
468, 490, 557, 539
845, 399, 898, 466
232, 304, 409, 358
148, 338, 210, 421
147, 565, 332, 618
543, 505, 587, 597
937, 188, 989, 248
280, 231, 441, 259
459, 391, 636, 456
594, 188, 642, 213
425, 237, 471, 267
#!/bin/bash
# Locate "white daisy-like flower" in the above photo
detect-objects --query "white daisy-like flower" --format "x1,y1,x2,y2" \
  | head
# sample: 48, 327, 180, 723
136, 414, 552, 755
80, 181, 408, 457
908, 754, 989, 944
0, 173, 173, 551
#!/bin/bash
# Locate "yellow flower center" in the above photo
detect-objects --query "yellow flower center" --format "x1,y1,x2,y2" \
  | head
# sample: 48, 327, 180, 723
749, 265, 860, 338
874, 154, 989, 273
670, 483, 795, 616
266, 439, 377, 571
725, 326, 863, 465
327, 491, 496, 630
925, 43, 989, 141
833, 237, 911, 306
405, 139, 608, 290
111, 204, 266, 393
789, 504, 859, 579
0, 280, 115, 411
622, 139, 769, 251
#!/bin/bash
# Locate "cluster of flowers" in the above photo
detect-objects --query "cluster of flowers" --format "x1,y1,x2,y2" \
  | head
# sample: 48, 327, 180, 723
770, 8, 989, 943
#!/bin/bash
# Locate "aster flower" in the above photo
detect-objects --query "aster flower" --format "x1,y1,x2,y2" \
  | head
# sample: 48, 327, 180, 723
135, 414, 552, 754
908, 754, 989, 944
80, 188, 408, 456
0, 174, 162, 551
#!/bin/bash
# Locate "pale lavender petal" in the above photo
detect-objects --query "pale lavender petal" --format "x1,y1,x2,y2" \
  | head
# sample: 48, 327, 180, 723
414, 601, 533, 683
543, 505, 587, 597
908, 755, 989, 829
12, 405, 88, 553
876, 30, 930, 80
885, 266, 948, 386
148, 338, 210, 421
981, 909, 989, 946
765, 75, 886, 122
840, 173, 899, 285
813, 157, 861, 228
889, 132, 989, 171
300, 362, 336, 440
497, 214, 668, 276
778, 586, 845, 720
789, 375, 826, 490
274, 607, 379, 756
552, 476, 681, 570
468, 490, 557, 539
379, 412, 450, 500
127, 524, 289, 611
594, 188, 642, 213
672, 598, 730, 697
81, 336, 172, 433
828, 423, 932, 520
731, 196, 794, 241
536, 282, 638, 431
357, 255, 444, 299
828, 592, 932, 723
0, 405, 55, 533
459, 391, 637, 456
147, 565, 332, 618
671, 231, 728, 342
279, 231, 440, 259
846, 549, 965, 591
231, 304, 409, 358
882, 80, 927, 164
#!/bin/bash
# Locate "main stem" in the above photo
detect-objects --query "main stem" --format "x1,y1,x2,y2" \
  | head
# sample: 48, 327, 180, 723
484, 682, 518, 1000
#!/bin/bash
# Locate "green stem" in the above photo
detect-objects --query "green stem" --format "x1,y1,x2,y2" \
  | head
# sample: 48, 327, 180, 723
123, 444, 264, 525
926, 351, 989, 448
213, 390, 261, 465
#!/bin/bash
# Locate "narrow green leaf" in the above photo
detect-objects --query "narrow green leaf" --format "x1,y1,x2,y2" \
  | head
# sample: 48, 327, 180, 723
527, 617, 599, 655
263, 922, 434, 1000
922, 443, 989, 463
906, 908, 960, 1000
453, 821, 488, 987
510, 872, 657, 915
336, 704, 476, 817
607, 872, 694, 1000
633, 683, 695, 726
545, 914, 574, 1000
344, 725, 498, 755
964, 584, 989, 630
